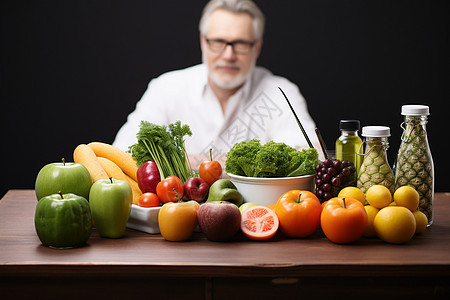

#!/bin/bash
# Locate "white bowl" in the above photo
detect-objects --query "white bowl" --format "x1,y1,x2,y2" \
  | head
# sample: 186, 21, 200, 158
127, 204, 161, 234
227, 173, 316, 206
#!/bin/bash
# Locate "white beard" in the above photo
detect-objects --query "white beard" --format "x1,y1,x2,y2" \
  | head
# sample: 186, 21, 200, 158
203, 52, 256, 90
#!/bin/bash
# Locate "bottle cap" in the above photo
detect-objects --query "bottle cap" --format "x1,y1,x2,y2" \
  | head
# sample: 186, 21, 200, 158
339, 120, 360, 131
362, 126, 391, 137
401, 105, 430, 116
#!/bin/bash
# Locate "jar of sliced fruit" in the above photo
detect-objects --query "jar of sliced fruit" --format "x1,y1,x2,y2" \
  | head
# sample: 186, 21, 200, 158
394, 105, 434, 226
357, 126, 395, 196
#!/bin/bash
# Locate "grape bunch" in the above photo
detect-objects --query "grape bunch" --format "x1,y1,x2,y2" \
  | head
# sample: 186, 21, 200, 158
315, 159, 356, 203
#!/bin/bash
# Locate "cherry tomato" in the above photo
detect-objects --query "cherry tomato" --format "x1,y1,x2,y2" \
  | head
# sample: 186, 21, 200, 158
275, 190, 322, 237
199, 148, 222, 186
158, 200, 200, 241
156, 176, 184, 204
320, 197, 368, 244
138, 192, 161, 207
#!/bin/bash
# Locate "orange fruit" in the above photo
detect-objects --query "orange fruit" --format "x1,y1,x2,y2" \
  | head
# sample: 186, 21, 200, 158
373, 206, 416, 244
363, 205, 379, 237
338, 187, 366, 205
393, 186, 420, 212
267, 204, 276, 211
413, 210, 428, 234
240, 205, 279, 241
366, 185, 392, 209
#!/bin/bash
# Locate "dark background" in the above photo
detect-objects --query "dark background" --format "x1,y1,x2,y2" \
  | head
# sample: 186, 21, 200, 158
1, 0, 448, 198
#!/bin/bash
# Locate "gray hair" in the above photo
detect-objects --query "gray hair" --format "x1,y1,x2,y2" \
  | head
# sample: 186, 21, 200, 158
199, 0, 266, 40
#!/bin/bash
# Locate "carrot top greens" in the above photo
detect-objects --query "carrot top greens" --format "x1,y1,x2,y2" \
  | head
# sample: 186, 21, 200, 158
129, 121, 193, 182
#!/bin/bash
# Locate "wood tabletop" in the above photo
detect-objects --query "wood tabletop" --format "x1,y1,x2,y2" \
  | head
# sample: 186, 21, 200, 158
1, 190, 450, 278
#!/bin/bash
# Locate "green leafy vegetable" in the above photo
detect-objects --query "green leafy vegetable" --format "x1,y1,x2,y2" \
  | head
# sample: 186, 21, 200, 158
225, 140, 319, 178
129, 120, 193, 182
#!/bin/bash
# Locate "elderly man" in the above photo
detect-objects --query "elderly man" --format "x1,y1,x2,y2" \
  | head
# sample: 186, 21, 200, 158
113, 0, 318, 166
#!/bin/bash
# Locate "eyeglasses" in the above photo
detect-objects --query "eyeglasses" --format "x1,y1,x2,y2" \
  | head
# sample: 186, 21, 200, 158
205, 38, 256, 54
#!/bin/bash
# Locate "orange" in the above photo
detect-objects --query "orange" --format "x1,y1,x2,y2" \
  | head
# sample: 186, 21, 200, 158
338, 187, 366, 205
240, 206, 279, 241
413, 210, 428, 234
366, 185, 392, 209
393, 186, 420, 212
373, 206, 416, 244
363, 205, 379, 237
267, 204, 276, 211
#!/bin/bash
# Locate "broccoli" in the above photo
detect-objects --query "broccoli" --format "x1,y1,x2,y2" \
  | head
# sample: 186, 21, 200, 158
225, 140, 319, 178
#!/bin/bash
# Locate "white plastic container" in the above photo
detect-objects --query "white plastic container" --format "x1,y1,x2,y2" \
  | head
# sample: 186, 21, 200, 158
127, 205, 161, 234
227, 173, 316, 206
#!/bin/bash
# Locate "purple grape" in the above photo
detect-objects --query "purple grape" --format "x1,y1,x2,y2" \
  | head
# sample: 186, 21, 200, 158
324, 159, 333, 167
342, 167, 351, 177
321, 167, 327, 174
342, 160, 351, 168
322, 173, 331, 182
315, 164, 321, 172
322, 183, 332, 192
336, 173, 344, 181
316, 179, 323, 187
332, 160, 343, 170
323, 192, 332, 200
317, 172, 323, 179
331, 177, 341, 187
327, 167, 337, 177
316, 189, 323, 198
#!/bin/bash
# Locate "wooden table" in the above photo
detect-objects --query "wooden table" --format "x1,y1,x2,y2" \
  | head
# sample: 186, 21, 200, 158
1, 190, 449, 299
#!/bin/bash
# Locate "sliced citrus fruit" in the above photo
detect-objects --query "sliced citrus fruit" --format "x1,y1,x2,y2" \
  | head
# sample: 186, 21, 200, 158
240, 205, 279, 241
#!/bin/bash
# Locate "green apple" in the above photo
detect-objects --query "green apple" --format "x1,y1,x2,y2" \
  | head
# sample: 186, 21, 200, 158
34, 192, 92, 249
89, 177, 132, 238
206, 179, 244, 206
239, 202, 260, 213
35, 158, 92, 201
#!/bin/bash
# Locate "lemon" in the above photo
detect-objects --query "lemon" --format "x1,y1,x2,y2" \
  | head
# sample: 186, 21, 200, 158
338, 187, 366, 205
393, 186, 419, 212
363, 205, 379, 237
373, 206, 416, 244
239, 202, 259, 213
413, 210, 428, 234
366, 185, 392, 209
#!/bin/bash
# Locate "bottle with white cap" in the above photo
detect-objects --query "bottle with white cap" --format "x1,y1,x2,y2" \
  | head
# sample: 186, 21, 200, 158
395, 105, 434, 226
357, 126, 395, 195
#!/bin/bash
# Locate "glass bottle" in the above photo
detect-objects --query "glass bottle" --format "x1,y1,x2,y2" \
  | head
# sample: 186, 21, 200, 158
357, 126, 395, 195
394, 105, 434, 226
336, 120, 362, 180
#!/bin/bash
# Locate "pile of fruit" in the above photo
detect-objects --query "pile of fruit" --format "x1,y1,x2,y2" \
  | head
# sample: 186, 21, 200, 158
33, 137, 429, 248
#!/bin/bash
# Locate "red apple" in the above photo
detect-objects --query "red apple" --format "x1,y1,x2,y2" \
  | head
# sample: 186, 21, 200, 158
197, 201, 241, 242
184, 177, 209, 202
137, 161, 161, 193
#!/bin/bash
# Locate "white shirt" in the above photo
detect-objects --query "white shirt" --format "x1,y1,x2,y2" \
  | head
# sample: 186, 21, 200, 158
113, 64, 318, 164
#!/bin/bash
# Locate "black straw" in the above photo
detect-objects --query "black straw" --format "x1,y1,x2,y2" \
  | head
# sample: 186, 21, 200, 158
315, 128, 329, 160
278, 87, 314, 148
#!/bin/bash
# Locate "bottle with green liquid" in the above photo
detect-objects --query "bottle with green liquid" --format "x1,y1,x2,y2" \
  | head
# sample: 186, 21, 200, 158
336, 120, 362, 179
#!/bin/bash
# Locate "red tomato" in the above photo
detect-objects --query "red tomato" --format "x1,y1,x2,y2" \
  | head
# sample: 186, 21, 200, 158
320, 197, 368, 244
275, 190, 322, 238
156, 176, 184, 204
199, 149, 222, 186
138, 192, 161, 207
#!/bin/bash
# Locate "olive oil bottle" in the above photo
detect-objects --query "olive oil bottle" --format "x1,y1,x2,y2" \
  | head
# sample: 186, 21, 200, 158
336, 120, 362, 178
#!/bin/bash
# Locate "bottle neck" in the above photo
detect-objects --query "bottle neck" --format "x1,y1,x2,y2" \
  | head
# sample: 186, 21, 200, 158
340, 130, 359, 136
404, 115, 428, 126
365, 136, 389, 152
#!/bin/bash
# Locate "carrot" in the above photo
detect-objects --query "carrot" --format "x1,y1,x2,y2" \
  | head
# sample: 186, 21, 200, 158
97, 157, 142, 205
88, 142, 139, 182
73, 144, 109, 183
